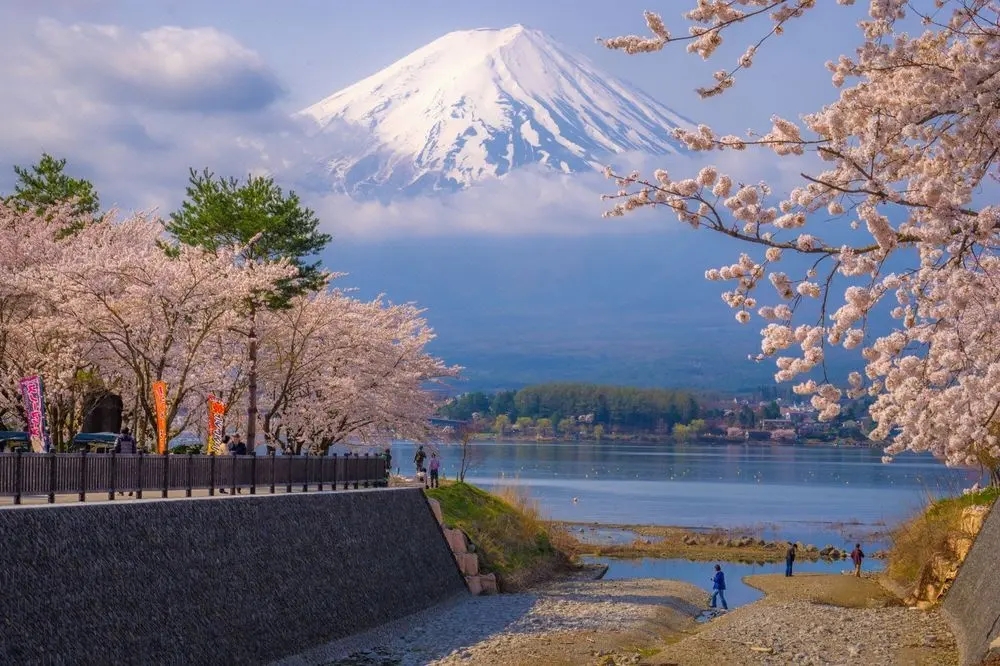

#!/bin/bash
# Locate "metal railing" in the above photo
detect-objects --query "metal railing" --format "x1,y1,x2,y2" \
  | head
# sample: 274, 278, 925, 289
0, 452, 388, 504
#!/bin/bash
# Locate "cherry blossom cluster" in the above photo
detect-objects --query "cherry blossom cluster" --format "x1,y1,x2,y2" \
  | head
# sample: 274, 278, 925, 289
0, 201, 457, 449
602, 1, 1000, 479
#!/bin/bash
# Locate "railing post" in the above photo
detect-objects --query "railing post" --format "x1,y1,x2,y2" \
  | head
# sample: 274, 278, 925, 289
362, 452, 370, 488
12, 449, 22, 505
230, 455, 237, 496
185, 453, 193, 497
13, 450, 22, 505
209, 454, 216, 497
344, 453, 351, 490
108, 452, 117, 500
250, 452, 257, 495
302, 454, 309, 493
317, 455, 324, 492
353, 453, 359, 489
286, 455, 292, 494
269, 451, 276, 494
79, 450, 87, 502
47, 450, 57, 503
136, 452, 144, 499
161, 452, 169, 498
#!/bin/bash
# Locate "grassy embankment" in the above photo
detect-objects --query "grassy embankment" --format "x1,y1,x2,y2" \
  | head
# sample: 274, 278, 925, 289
424, 482, 577, 590
885, 485, 998, 604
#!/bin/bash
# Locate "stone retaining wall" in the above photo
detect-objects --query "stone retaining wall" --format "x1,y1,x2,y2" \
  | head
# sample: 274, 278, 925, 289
942, 501, 999, 665
0, 489, 467, 665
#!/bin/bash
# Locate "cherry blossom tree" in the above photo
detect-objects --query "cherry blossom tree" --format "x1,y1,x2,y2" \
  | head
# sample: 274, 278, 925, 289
255, 291, 459, 453
602, 2, 1000, 480
47, 213, 294, 443
0, 201, 107, 445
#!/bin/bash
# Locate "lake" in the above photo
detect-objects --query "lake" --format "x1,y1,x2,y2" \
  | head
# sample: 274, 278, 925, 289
355, 439, 981, 548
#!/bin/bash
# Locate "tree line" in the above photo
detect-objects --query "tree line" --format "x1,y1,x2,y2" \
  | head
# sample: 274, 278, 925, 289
438, 382, 703, 433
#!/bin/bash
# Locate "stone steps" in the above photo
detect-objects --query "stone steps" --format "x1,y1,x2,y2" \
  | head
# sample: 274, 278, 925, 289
427, 497, 498, 595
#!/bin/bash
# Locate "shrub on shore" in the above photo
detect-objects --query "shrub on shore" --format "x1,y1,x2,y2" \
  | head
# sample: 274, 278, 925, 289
425, 482, 575, 589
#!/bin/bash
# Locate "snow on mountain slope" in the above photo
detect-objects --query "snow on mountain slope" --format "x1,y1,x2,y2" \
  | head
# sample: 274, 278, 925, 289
297, 25, 694, 200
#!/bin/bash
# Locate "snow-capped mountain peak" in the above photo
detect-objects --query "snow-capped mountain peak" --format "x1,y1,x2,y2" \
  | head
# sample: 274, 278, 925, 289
297, 25, 693, 200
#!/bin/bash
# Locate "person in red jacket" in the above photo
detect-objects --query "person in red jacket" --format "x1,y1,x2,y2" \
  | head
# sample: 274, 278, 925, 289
850, 543, 865, 577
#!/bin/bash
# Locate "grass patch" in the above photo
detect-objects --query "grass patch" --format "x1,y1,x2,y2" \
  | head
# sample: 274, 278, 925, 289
425, 482, 572, 584
886, 486, 997, 593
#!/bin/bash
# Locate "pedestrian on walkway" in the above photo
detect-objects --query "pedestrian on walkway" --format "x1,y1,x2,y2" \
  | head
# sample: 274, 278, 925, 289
785, 543, 797, 577
710, 564, 728, 611
429, 452, 440, 488
850, 543, 865, 577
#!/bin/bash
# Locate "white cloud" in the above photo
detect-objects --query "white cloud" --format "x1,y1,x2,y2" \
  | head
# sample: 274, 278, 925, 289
32, 19, 284, 112
0, 11, 805, 239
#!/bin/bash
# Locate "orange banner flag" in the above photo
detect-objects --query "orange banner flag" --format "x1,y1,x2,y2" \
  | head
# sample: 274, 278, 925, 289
152, 381, 168, 454
207, 396, 226, 455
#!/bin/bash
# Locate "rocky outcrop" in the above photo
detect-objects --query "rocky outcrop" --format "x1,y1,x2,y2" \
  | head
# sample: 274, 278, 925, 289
907, 505, 989, 609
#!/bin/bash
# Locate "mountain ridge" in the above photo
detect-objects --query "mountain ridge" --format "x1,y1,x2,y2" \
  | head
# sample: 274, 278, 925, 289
296, 25, 693, 200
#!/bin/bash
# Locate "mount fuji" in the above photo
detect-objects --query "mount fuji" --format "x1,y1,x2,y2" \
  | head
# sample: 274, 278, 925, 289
296, 25, 694, 200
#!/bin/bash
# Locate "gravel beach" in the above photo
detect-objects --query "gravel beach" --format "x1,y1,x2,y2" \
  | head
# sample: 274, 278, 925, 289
275, 576, 706, 666
276, 572, 959, 666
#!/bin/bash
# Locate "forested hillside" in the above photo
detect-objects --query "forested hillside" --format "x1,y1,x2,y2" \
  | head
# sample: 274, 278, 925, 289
437, 383, 703, 432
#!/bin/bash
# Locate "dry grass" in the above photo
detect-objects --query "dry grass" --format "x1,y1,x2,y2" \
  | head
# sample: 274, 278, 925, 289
886, 486, 998, 594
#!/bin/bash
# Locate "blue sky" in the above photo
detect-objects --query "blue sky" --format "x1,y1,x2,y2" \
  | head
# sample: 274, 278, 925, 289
0, 0, 866, 229
0, 1, 878, 389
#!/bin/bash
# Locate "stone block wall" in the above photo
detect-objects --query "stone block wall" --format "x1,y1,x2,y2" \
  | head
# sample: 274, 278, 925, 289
942, 501, 1000, 665
0, 489, 467, 665
426, 498, 498, 595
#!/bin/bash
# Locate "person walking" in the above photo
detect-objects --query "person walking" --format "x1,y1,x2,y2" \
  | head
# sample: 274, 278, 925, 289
850, 543, 865, 577
114, 427, 136, 455
785, 543, 797, 577
114, 427, 137, 496
232, 433, 247, 456
414, 445, 427, 475
428, 452, 440, 489
710, 564, 728, 611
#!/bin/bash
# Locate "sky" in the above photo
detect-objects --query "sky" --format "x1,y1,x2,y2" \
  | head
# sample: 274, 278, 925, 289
0, 0, 868, 237
0, 1, 880, 390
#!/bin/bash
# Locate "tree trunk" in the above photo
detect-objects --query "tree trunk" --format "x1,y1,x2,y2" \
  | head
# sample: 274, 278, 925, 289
246, 307, 258, 452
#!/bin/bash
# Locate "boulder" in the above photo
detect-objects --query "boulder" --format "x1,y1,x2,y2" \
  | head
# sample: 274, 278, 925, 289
466, 575, 482, 595
479, 573, 499, 595
960, 505, 990, 535
444, 528, 468, 554
456, 552, 479, 576
426, 498, 444, 525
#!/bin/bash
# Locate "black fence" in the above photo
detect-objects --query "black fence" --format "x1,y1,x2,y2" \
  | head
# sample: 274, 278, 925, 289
0, 452, 388, 504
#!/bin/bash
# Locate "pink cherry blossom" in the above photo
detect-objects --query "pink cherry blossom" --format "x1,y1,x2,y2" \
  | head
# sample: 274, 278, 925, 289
602, 2, 1000, 481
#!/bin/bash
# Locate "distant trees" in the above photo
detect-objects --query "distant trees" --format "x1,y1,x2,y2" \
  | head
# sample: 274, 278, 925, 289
438, 382, 705, 433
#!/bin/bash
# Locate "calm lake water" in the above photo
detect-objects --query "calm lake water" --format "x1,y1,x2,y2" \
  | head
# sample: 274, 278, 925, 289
373, 440, 981, 548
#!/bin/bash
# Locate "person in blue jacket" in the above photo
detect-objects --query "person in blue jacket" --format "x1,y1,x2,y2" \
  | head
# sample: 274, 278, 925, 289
710, 564, 728, 610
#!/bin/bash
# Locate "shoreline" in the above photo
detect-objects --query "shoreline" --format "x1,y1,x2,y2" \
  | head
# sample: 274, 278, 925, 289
551, 520, 890, 564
